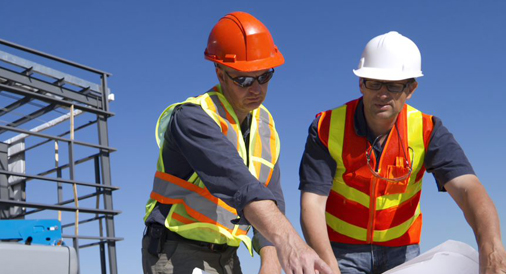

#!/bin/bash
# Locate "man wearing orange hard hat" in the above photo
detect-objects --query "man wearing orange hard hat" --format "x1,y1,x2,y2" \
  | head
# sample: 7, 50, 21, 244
142, 12, 332, 274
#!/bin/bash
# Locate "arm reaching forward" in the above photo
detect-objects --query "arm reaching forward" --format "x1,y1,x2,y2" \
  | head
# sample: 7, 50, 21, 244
301, 191, 341, 274
445, 174, 506, 274
244, 200, 334, 274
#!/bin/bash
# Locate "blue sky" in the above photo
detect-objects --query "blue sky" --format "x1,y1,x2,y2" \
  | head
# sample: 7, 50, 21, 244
1, 1, 505, 273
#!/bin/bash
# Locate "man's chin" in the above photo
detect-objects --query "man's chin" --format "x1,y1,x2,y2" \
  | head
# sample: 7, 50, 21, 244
246, 101, 263, 110
374, 111, 396, 120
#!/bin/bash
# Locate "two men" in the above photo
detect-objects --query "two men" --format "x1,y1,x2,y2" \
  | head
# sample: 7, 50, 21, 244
299, 31, 506, 273
142, 12, 331, 274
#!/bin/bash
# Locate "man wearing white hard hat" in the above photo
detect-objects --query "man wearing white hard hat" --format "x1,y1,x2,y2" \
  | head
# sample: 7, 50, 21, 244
298, 31, 506, 273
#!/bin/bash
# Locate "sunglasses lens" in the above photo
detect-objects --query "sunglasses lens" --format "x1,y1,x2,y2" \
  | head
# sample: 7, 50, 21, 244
234, 77, 255, 87
258, 71, 274, 84
225, 69, 274, 87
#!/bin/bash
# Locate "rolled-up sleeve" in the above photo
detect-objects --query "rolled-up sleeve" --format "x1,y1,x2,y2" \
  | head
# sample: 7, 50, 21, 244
168, 104, 277, 223
252, 162, 284, 253
425, 116, 475, 191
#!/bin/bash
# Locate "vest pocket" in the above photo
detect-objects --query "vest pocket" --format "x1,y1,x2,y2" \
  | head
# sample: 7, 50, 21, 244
383, 164, 410, 195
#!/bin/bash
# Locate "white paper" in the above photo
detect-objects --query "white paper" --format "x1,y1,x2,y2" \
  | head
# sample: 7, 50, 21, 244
383, 240, 479, 274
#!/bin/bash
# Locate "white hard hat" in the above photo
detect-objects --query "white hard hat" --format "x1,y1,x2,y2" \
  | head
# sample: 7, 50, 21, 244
353, 31, 423, 81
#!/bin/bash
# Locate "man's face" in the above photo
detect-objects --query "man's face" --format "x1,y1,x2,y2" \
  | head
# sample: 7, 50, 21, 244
216, 65, 271, 120
360, 78, 417, 122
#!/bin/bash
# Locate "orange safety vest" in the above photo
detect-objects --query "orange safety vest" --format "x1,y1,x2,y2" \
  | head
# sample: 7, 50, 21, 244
145, 85, 280, 254
317, 98, 434, 246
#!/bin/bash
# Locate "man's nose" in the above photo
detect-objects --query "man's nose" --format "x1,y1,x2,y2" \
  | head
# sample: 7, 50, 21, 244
376, 85, 391, 98
249, 80, 262, 94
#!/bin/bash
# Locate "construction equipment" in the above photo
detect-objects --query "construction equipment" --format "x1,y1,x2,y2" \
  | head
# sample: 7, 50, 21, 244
0, 219, 78, 274
0, 219, 62, 245
0, 38, 121, 274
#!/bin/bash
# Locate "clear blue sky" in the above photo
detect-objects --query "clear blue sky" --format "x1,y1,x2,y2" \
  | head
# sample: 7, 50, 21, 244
1, 1, 505, 273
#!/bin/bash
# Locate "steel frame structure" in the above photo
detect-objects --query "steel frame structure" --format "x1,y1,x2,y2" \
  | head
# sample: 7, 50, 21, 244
0, 38, 121, 274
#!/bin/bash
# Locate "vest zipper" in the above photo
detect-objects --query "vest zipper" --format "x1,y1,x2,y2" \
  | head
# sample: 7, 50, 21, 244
367, 176, 377, 243
366, 133, 389, 244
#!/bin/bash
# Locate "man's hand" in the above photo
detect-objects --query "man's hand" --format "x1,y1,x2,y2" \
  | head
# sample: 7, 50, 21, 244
275, 234, 333, 274
479, 243, 506, 274
244, 200, 333, 274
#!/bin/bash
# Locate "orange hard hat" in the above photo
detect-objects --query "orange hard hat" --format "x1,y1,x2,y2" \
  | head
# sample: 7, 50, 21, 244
204, 12, 284, 72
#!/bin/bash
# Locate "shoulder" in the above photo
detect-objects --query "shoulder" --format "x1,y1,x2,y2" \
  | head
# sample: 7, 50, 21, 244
172, 103, 205, 120
169, 103, 220, 135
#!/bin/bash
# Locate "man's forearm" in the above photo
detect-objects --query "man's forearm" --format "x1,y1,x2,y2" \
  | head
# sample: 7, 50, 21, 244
301, 192, 341, 273
447, 176, 502, 249
446, 174, 506, 273
243, 200, 293, 246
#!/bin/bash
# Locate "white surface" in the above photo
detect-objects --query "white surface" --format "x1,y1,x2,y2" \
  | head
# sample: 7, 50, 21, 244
192, 268, 211, 274
0, 243, 78, 274
384, 240, 479, 274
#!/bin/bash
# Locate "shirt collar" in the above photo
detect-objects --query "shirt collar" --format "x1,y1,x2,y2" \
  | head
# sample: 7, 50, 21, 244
354, 98, 391, 148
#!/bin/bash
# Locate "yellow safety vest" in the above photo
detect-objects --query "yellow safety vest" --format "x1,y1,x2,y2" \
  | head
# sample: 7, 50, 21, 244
144, 85, 280, 255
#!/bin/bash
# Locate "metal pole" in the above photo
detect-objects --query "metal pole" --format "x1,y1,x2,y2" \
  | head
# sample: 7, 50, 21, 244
0, 143, 9, 219
98, 74, 118, 274
95, 156, 107, 274
55, 141, 62, 222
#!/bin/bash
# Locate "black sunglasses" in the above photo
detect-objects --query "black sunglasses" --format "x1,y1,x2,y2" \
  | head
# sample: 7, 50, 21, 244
224, 69, 275, 88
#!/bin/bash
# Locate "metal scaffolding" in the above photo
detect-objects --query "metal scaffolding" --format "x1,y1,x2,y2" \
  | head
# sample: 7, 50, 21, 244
0, 38, 121, 274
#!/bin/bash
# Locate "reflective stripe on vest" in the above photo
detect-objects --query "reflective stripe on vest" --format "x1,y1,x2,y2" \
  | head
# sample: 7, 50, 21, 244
318, 98, 434, 246
151, 171, 249, 236
146, 85, 280, 254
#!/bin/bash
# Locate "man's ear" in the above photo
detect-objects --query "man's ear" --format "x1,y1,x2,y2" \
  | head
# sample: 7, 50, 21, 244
359, 78, 365, 95
406, 81, 418, 100
215, 65, 225, 83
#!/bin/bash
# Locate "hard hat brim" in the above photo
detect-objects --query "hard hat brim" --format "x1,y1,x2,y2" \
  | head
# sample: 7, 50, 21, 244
353, 68, 423, 81
206, 52, 284, 72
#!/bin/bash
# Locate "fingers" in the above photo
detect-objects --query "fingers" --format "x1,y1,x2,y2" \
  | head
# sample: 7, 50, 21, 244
314, 258, 334, 274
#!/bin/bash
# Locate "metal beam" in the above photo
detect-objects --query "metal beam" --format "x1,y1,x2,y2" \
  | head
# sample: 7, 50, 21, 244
0, 200, 121, 215
0, 68, 104, 110
0, 169, 119, 190
0, 38, 112, 76
25, 191, 105, 216
62, 235, 123, 241
97, 114, 118, 274
37, 153, 99, 177
0, 125, 116, 152
7, 120, 97, 158
0, 96, 32, 118
0, 50, 105, 95
62, 215, 105, 229
0, 103, 57, 135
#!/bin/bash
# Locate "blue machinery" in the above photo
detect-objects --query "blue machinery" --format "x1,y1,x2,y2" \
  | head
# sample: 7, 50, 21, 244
0, 220, 79, 274
0, 219, 63, 245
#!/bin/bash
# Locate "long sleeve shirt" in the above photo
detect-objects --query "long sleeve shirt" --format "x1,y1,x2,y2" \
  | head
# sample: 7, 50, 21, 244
146, 102, 285, 253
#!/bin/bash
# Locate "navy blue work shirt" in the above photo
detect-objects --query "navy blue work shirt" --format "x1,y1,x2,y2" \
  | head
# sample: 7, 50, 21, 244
299, 98, 475, 196
146, 103, 285, 253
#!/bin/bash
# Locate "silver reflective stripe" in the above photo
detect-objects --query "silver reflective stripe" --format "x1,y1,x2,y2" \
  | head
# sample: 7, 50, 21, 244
256, 108, 274, 184
152, 175, 238, 230
208, 94, 239, 148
